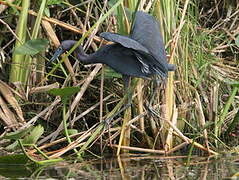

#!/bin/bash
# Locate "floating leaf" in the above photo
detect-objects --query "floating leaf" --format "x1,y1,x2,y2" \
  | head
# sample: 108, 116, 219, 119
49, 87, 81, 104
14, 39, 48, 55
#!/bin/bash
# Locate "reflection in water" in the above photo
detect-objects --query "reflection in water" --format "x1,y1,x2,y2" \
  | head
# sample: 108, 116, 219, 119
0, 155, 238, 179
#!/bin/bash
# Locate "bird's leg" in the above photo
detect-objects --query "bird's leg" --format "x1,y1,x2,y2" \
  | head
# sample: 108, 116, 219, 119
146, 78, 163, 117
105, 103, 132, 124
145, 86, 159, 117
123, 75, 132, 106
104, 75, 132, 124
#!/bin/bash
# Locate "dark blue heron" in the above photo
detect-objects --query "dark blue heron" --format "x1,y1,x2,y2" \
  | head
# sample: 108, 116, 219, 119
49, 11, 176, 89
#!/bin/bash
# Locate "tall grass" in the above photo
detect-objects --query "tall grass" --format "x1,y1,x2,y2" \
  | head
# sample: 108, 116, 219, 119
9, 0, 29, 84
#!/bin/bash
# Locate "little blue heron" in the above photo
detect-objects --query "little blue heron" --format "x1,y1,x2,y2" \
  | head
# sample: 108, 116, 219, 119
49, 11, 176, 89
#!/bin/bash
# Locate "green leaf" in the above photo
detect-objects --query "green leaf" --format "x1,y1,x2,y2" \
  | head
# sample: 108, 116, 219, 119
22, 125, 44, 145
0, 154, 32, 178
201, 121, 214, 131
1, 126, 34, 140
47, 0, 63, 5
104, 67, 122, 78
108, 0, 118, 8
235, 35, 239, 47
225, 80, 239, 87
14, 39, 48, 55
49, 87, 81, 104
0, 154, 29, 165
63, 129, 78, 136
5, 141, 19, 150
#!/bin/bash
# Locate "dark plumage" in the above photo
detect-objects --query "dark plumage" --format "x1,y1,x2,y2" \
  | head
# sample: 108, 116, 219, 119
49, 11, 176, 87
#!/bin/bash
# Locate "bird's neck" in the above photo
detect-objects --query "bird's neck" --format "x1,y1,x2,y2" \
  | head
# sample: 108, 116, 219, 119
75, 46, 99, 64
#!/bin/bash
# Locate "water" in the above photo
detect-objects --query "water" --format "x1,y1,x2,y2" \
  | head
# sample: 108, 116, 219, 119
0, 154, 238, 179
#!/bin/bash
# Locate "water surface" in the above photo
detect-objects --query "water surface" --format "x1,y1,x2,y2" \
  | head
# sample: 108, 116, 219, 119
0, 154, 238, 179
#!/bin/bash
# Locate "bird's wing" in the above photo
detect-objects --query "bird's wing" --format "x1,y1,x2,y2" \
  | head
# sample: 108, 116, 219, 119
133, 52, 150, 74
133, 51, 167, 78
100, 32, 149, 54
130, 11, 168, 72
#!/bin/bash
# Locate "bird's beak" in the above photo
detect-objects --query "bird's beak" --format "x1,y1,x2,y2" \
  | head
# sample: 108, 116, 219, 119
47, 47, 64, 66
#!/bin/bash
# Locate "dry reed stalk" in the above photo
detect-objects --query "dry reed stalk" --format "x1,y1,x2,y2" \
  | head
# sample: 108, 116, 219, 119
49, 141, 84, 158
49, 123, 99, 158
209, 82, 219, 122
165, 0, 190, 151
0, 96, 19, 129
166, 160, 175, 179
99, 67, 104, 153
29, 82, 59, 94
117, 107, 131, 155
166, 142, 189, 155
113, 144, 165, 154
195, 92, 210, 154
117, 156, 125, 178
136, 79, 145, 131
28, 132, 84, 154
165, 104, 178, 150
0, 80, 25, 124
172, 131, 218, 155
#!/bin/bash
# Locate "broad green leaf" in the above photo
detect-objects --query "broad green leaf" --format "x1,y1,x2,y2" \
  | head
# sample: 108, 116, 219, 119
14, 39, 48, 55
5, 141, 19, 150
0, 154, 29, 164
22, 125, 44, 145
1, 126, 34, 140
49, 87, 81, 104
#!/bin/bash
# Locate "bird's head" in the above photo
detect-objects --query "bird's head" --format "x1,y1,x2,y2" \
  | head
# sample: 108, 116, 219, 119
47, 40, 77, 66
